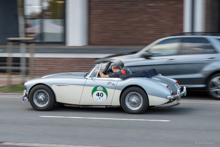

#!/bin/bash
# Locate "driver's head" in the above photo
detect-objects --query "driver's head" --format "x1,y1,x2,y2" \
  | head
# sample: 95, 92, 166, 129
111, 61, 121, 72
114, 60, 124, 69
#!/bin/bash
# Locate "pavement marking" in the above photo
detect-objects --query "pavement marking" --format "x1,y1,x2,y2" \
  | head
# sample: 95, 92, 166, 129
39, 115, 170, 122
0, 142, 101, 147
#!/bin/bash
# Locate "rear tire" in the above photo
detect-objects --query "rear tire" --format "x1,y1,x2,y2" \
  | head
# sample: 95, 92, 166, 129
120, 87, 148, 114
29, 85, 55, 111
207, 73, 220, 100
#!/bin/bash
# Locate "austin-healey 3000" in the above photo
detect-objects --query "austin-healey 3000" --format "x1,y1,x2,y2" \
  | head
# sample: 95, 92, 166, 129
22, 62, 186, 114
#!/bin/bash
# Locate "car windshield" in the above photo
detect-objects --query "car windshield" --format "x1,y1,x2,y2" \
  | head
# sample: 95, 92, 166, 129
91, 64, 101, 77
87, 62, 110, 78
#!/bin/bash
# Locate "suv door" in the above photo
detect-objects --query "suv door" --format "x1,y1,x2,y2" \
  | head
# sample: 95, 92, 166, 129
128, 38, 182, 75
173, 37, 217, 85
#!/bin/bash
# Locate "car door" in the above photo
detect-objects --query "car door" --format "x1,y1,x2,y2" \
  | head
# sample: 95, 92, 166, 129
126, 38, 182, 76
80, 77, 119, 105
80, 64, 119, 105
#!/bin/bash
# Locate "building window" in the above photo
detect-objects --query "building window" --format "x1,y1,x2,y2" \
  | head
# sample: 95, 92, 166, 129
24, 0, 65, 42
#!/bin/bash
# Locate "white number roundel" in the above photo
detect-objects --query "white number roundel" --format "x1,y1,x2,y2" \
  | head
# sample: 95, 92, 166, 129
92, 86, 108, 102
92, 91, 107, 102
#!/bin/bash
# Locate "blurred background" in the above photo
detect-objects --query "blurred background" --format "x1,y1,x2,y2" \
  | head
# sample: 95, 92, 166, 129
0, 0, 219, 87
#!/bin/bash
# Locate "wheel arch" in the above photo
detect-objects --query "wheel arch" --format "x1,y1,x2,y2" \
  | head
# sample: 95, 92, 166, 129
28, 83, 57, 102
119, 85, 149, 105
205, 70, 220, 85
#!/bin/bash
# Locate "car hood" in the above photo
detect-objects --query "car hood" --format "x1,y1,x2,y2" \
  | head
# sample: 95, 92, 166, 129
41, 72, 86, 79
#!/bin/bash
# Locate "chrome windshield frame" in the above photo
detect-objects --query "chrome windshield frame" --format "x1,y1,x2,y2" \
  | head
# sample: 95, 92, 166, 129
86, 64, 101, 79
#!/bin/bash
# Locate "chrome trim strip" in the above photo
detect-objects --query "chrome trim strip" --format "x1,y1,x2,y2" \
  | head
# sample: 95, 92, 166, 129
184, 84, 206, 88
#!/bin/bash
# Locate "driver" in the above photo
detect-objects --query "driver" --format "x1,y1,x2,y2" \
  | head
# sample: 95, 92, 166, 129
117, 60, 132, 75
99, 61, 127, 78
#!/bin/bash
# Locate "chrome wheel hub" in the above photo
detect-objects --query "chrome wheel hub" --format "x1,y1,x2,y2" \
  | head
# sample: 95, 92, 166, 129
33, 89, 50, 107
209, 76, 220, 98
125, 92, 143, 110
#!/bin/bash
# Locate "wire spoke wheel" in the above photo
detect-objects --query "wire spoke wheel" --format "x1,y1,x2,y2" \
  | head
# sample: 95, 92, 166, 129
29, 85, 55, 111
33, 89, 50, 107
125, 92, 143, 110
121, 87, 148, 114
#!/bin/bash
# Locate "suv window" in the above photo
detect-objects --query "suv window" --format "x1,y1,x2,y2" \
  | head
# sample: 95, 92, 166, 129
148, 38, 181, 56
180, 38, 216, 54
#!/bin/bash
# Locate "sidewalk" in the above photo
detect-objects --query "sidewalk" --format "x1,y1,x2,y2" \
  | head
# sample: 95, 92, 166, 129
0, 44, 144, 53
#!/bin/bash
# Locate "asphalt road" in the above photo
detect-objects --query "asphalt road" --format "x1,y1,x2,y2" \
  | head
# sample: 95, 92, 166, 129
0, 92, 219, 147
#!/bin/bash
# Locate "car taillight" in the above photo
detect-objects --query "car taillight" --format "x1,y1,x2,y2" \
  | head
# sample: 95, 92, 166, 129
171, 90, 174, 95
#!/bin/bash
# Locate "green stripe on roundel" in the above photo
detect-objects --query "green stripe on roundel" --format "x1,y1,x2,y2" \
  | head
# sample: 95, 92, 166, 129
91, 85, 108, 97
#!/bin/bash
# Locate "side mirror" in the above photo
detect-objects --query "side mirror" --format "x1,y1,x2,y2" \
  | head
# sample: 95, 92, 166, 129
141, 52, 152, 59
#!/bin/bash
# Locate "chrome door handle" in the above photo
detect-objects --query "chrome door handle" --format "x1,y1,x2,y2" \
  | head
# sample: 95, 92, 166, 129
107, 82, 115, 86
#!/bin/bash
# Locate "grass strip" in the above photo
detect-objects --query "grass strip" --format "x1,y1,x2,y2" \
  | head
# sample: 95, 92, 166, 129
0, 84, 25, 93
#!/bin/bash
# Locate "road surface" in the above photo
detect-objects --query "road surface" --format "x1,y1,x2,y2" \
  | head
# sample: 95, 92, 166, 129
0, 92, 219, 147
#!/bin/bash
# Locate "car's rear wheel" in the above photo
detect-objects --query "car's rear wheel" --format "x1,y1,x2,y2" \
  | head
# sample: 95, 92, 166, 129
207, 73, 220, 100
29, 85, 55, 111
120, 86, 148, 114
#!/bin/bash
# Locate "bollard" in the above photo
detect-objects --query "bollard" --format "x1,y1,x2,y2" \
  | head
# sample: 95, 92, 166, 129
28, 43, 34, 80
6, 37, 35, 89
6, 42, 13, 89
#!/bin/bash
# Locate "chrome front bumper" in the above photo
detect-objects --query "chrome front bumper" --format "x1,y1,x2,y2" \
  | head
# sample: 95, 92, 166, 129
22, 90, 28, 102
167, 86, 187, 100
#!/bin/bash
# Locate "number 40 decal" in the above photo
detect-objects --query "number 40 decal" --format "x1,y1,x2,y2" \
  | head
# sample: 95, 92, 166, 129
92, 86, 108, 102
96, 92, 104, 97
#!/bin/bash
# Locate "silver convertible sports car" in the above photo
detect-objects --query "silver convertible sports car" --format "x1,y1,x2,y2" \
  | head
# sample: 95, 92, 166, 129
22, 62, 186, 114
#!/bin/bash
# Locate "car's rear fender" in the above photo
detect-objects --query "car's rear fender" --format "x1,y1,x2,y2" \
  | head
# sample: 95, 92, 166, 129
113, 78, 171, 106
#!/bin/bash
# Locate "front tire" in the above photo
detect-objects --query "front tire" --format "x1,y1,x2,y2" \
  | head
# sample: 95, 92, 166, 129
29, 85, 55, 111
207, 73, 220, 100
120, 87, 148, 114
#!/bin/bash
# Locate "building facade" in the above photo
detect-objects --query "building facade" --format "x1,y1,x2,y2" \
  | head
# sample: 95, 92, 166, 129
0, 0, 218, 46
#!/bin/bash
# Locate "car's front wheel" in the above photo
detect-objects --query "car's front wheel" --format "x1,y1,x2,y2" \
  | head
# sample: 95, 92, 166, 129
207, 73, 220, 100
120, 87, 148, 114
29, 85, 55, 111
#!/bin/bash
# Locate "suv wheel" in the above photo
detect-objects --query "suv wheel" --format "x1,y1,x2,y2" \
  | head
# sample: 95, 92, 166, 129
207, 73, 220, 100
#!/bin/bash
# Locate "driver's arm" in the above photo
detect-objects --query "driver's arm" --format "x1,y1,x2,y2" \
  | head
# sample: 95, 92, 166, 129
99, 71, 109, 78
